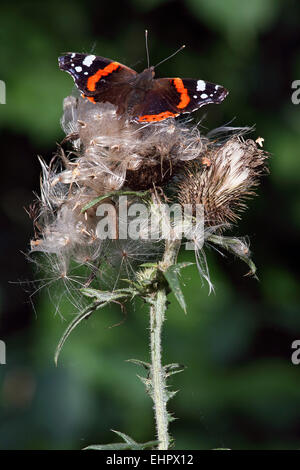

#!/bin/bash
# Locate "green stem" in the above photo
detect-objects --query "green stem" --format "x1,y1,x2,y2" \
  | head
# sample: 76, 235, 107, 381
150, 288, 168, 449
149, 239, 181, 450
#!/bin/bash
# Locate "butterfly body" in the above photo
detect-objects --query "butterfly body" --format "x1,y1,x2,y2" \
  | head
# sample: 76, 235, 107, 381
125, 67, 155, 114
58, 53, 228, 122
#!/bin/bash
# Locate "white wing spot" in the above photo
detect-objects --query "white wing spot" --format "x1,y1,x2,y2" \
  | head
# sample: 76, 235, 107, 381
196, 80, 206, 91
83, 55, 96, 67
193, 95, 198, 99
71, 53, 75, 58
201, 93, 208, 98
71, 63, 74, 67
75, 66, 82, 72
84, 72, 88, 75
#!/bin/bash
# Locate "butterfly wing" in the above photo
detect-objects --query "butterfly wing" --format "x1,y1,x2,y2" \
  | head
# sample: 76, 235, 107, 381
173, 78, 229, 112
134, 77, 228, 122
59, 55, 228, 122
58, 53, 137, 112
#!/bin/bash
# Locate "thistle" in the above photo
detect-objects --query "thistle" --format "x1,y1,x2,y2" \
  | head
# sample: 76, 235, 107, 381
177, 135, 267, 226
29, 92, 268, 450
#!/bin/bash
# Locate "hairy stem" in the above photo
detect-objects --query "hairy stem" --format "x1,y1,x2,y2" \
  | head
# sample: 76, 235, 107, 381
149, 239, 181, 450
150, 287, 168, 449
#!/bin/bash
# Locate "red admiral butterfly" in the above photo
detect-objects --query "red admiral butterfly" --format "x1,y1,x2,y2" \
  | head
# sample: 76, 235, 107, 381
58, 50, 228, 123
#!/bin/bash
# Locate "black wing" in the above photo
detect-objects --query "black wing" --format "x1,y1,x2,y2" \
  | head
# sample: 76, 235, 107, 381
173, 78, 228, 113
58, 53, 137, 112
133, 77, 228, 122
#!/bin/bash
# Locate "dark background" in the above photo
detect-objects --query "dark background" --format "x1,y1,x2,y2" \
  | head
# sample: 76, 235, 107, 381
0, 0, 300, 450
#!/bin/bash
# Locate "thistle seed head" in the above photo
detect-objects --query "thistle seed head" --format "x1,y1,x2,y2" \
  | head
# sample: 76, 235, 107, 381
29, 92, 268, 300
177, 135, 268, 226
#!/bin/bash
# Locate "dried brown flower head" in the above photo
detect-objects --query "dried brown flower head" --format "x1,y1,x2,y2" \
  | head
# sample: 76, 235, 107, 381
58, 96, 207, 192
29, 93, 268, 300
177, 135, 268, 226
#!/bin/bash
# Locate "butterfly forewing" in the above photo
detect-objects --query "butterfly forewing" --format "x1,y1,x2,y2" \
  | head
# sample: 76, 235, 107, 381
58, 53, 137, 97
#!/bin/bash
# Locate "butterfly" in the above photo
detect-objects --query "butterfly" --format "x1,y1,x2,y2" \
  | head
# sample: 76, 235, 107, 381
58, 51, 228, 123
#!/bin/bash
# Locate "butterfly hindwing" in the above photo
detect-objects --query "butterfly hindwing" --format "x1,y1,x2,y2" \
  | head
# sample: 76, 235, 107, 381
176, 78, 228, 113
134, 78, 228, 122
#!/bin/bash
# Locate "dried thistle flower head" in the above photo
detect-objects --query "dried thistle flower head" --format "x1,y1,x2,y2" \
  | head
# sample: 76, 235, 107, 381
58, 95, 207, 192
177, 135, 268, 226
30, 95, 206, 298
29, 89, 268, 304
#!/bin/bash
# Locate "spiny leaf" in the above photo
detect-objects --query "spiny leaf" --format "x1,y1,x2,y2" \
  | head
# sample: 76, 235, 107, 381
134, 440, 159, 450
126, 359, 151, 370
140, 262, 159, 268
213, 448, 231, 450
120, 279, 144, 292
168, 436, 176, 449
83, 430, 158, 450
164, 270, 186, 313
55, 289, 135, 365
164, 362, 186, 377
243, 257, 257, 278
137, 375, 153, 397
163, 262, 193, 314
111, 430, 138, 446
169, 262, 194, 273
166, 389, 178, 400
81, 287, 134, 301
167, 412, 177, 423
54, 300, 104, 366
208, 235, 257, 277
83, 443, 133, 450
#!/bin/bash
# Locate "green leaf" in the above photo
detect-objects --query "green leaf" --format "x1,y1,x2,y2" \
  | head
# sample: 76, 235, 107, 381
166, 390, 178, 400
116, 434, 158, 450
83, 443, 134, 450
111, 430, 137, 446
55, 288, 135, 365
126, 358, 151, 370
213, 448, 231, 450
81, 287, 134, 301
83, 430, 158, 450
164, 362, 186, 377
54, 300, 103, 366
208, 235, 257, 277
167, 412, 177, 423
140, 262, 158, 268
137, 375, 153, 397
163, 262, 193, 314
119, 278, 144, 292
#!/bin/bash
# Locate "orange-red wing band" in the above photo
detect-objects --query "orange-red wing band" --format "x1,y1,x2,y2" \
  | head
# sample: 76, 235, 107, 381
138, 111, 179, 122
172, 78, 190, 109
87, 61, 120, 92
81, 94, 96, 103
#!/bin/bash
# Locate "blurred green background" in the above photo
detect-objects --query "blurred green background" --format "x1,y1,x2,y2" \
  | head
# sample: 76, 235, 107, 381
1, 0, 300, 450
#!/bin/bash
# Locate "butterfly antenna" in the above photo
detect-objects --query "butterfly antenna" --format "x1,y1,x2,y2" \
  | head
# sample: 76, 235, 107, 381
145, 30, 150, 68
154, 45, 186, 69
